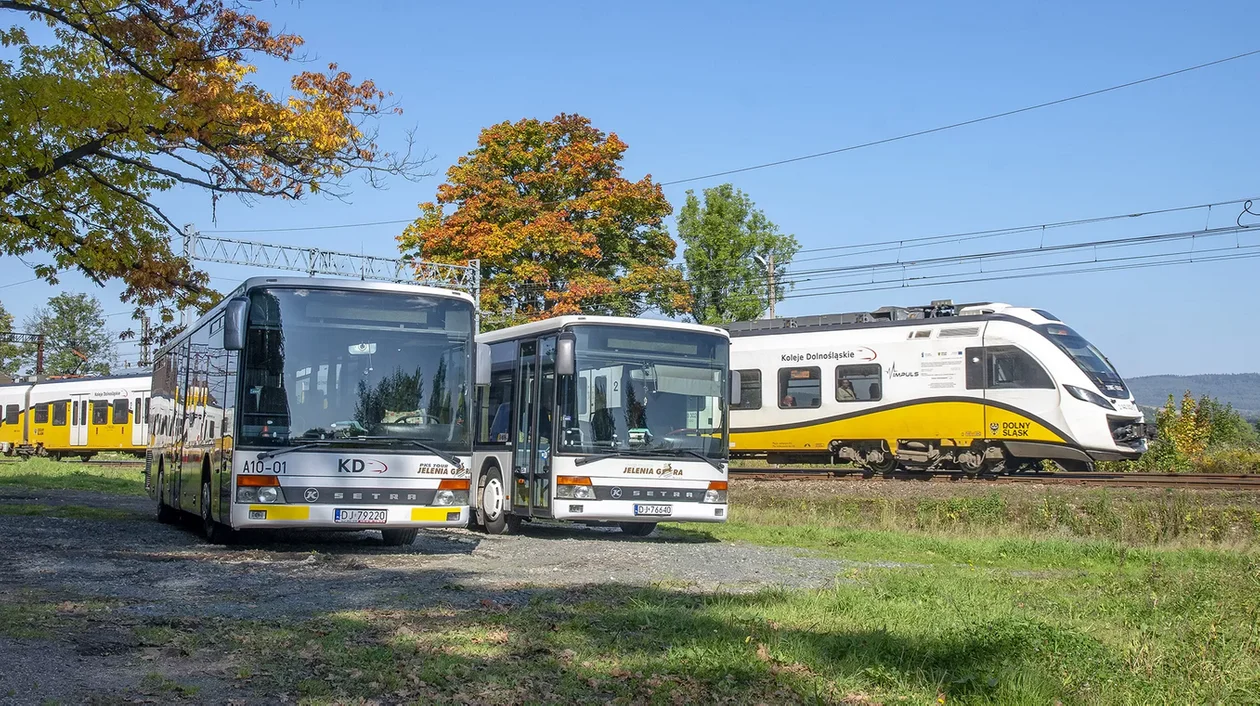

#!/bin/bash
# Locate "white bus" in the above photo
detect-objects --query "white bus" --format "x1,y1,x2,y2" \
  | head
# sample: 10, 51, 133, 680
470, 316, 733, 536
148, 277, 475, 544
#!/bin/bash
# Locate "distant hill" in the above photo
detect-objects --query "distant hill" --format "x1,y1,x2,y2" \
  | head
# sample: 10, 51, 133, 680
1126, 374, 1260, 418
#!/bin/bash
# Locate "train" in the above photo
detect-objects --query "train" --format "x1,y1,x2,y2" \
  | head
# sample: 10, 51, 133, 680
0, 373, 152, 460
725, 301, 1150, 474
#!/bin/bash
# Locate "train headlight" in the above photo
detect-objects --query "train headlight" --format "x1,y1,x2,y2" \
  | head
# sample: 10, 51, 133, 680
1064, 385, 1115, 410
703, 481, 728, 503
556, 476, 595, 499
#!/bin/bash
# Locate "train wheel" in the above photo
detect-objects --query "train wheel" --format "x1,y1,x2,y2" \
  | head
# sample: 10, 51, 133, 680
864, 447, 897, 475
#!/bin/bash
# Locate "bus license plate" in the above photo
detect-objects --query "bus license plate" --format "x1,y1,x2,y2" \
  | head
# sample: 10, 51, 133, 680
634, 504, 672, 516
334, 509, 387, 524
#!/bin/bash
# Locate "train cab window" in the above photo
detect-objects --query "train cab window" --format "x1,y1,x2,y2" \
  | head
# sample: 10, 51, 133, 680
52, 402, 66, 426
733, 369, 762, 410
968, 346, 1054, 390
33, 404, 49, 424
113, 398, 129, 425
3, 404, 17, 425
91, 401, 109, 425
778, 367, 821, 408
836, 364, 882, 402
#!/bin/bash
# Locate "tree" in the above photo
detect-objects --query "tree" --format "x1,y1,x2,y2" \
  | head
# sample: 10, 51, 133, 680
0, 0, 426, 340
0, 300, 19, 376
397, 113, 687, 329
22, 292, 114, 375
677, 184, 799, 325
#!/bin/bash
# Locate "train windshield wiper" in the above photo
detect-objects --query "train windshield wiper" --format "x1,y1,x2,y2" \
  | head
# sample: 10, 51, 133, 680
256, 437, 463, 469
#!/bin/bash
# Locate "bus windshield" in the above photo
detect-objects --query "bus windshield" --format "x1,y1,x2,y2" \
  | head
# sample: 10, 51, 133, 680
239, 287, 473, 450
557, 325, 729, 460
1039, 324, 1128, 398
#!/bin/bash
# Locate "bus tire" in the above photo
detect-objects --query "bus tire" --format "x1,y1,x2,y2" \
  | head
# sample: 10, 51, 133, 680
480, 466, 519, 535
156, 466, 177, 525
201, 478, 233, 545
381, 528, 419, 546
618, 522, 657, 537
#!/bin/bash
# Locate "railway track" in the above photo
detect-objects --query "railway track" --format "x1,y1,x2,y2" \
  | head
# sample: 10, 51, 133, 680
729, 467, 1260, 490
0, 457, 143, 466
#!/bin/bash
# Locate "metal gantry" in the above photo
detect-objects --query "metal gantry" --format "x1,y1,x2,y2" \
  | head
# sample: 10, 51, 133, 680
181, 225, 480, 301
0, 332, 45, 374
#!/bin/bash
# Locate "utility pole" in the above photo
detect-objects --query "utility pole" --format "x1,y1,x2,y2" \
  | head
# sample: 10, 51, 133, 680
139, 313, 151, 368
766, 251, 776, 321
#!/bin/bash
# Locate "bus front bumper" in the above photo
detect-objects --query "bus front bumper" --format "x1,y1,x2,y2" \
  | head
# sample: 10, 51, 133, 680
549, 500, 728, 524
229, 503, 468, 529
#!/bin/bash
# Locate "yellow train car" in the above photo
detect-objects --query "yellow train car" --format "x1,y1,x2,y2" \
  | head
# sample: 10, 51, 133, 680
0, 373, 152, 460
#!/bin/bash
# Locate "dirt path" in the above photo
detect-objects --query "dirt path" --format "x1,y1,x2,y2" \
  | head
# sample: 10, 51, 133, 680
0, 487, 859, 704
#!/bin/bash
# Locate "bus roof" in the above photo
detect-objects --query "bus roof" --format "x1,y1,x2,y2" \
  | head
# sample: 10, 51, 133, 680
157, 276, 476, 357
477, 315, 729, 344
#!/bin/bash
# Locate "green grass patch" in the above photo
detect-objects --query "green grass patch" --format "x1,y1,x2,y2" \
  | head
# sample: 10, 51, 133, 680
0, 503, 144, 521
0, 458, 146, 495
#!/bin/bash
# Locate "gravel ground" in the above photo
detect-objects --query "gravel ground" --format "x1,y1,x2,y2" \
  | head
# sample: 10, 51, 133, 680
0, 486, 863, 704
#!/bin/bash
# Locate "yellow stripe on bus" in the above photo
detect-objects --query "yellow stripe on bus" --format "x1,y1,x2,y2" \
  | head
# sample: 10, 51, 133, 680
248, 505, 310, 520
411, 507, 456, 522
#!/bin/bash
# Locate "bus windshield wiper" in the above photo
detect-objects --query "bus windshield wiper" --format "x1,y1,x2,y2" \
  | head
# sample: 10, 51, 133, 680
574, 447, 723, 470
256, 437, 464, 469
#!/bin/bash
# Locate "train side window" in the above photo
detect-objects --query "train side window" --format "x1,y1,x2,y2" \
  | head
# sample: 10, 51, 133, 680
3, 404, 17, 425
113, 398, 129, 425
732, 369, 762, 410
836, 364, 882, 402
979, 346, 1053, 390
33, 403, 49, 424
53, 402, 67, 426
92, 401, 109, 425
778, 367, 821, 408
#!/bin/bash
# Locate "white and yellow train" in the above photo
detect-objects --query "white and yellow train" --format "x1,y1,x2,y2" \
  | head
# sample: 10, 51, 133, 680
0, 373, 152, 460
726, 301, 1149, 473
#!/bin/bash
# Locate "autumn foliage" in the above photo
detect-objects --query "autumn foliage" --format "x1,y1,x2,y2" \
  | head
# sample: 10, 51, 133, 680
0, 0, 423, 338
398, 114, 689, 328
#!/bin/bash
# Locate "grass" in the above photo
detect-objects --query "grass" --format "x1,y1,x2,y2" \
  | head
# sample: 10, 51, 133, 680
0, 457, 146, 496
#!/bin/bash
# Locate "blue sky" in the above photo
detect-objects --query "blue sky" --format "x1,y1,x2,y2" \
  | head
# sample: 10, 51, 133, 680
2, 0, 1257, 376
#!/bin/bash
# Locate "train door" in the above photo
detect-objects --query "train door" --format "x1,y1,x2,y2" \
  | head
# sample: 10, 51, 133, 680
130, 392, 150, 447
69, 393, 90, 447
509, 336, 556, 519
978, 328, 1059, 447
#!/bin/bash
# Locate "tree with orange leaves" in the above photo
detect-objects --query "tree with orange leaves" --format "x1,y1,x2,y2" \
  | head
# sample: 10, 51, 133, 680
0, 0, 427, 341
398, 114, 688, 329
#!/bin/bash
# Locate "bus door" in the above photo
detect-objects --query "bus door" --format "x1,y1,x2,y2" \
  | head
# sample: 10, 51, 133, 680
70, 393, 90, 446
510, 336, 556, 518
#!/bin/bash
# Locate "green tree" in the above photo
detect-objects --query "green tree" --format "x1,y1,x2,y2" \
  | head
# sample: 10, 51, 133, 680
21, 292, 114, 375
397, 114, 687, 329
0, 299, 19, 376
1, 0, 425, 340
677, 184, 799, 325
1196, 395, 1260, 447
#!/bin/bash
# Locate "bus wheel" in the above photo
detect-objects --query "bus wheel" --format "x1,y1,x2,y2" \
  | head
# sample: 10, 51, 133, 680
156, 468, 177, 525
201, 479, 233, 544
619, 522, 657, 537
381, 528, 419, 546
480, 467, 519, 535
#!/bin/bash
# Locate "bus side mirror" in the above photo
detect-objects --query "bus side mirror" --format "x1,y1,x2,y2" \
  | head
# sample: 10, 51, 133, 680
223, 297, 249, 351
556, 333, 576, 376
729, 370, 741, 407
475, 343, 491, 386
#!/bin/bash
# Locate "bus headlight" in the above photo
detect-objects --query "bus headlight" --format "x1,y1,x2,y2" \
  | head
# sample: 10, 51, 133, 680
1064, 384, 1115, 410
237, 475, 282, 503
703, 481, 728, 504
556, 476, 595, 499
256, 486, 280, 503
435, 479, 470, 506
236, 487, 257, 503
